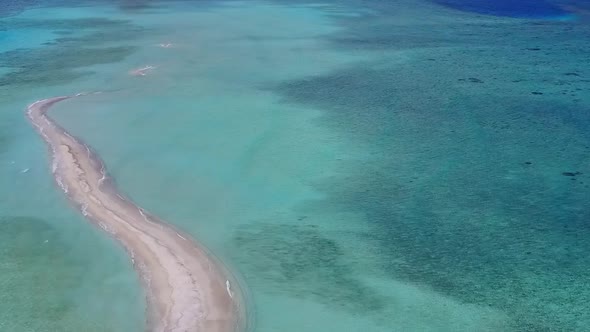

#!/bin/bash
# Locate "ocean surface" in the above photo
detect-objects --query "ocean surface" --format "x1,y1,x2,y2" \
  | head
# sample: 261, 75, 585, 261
1, 0, 589, 331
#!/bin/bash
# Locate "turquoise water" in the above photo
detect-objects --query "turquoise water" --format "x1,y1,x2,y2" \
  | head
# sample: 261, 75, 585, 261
1, 0, 589, 331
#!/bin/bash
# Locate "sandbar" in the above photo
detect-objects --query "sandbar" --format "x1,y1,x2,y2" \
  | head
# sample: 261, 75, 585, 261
27, 95, 245, 332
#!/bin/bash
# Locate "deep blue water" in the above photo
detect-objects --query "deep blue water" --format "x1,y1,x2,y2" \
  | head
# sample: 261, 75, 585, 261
433, 0, 570, 18
0, 0, 45, 17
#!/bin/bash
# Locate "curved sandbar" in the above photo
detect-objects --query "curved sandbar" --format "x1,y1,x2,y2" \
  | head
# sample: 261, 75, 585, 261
27, 95, 245, 332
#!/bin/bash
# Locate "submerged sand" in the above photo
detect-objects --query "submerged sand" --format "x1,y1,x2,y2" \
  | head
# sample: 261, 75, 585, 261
27, 95, 245, 332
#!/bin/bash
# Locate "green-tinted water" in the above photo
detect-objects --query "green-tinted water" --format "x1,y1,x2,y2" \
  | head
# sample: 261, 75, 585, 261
1, 0, 589, 331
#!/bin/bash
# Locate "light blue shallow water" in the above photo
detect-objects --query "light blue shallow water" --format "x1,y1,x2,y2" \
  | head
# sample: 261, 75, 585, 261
1, 0, 589, 331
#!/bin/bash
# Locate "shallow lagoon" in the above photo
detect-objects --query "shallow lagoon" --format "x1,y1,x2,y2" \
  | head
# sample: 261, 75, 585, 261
1, 0, 589, 331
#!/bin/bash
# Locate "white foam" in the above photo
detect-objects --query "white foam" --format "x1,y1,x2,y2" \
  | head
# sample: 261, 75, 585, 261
98, 173, 106, 187
226, 280, 233, 299
98, 221, 116, 235
98, 222, 108, 231
55, 175, 69, 193
81, 203, 89, 216
138, 208, 160, 227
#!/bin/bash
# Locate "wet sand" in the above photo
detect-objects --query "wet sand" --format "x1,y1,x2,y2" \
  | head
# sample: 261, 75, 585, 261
27, 95, 245, 332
